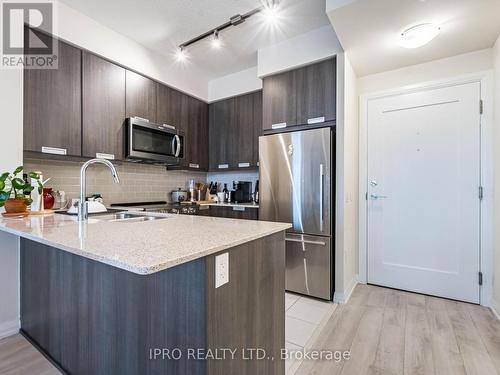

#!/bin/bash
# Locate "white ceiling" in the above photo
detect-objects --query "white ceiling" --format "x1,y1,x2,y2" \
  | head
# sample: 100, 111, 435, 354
59, 0, 331, 80
327, 0, 500, 76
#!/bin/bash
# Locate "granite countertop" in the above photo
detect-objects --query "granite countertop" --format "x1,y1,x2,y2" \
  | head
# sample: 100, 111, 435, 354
0, 213, 290, 275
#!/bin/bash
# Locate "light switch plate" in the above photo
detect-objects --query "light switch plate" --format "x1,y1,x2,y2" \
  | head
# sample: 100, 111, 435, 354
215, 252, 229, 288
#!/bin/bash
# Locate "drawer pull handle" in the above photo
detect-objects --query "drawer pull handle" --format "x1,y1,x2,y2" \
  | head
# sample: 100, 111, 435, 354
233, 206, 245, 211
189, 163, 200, 169
271, 122, 287, 129
42, 146, 67, 155
238, 162, 250, 168
307, 116, 325, 124
285, 238, 326, 246
96, 153, 115, 160
218, 164, 229, 169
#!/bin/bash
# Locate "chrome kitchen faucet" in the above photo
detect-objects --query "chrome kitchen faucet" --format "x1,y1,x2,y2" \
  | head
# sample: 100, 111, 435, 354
78, 159, 120, 221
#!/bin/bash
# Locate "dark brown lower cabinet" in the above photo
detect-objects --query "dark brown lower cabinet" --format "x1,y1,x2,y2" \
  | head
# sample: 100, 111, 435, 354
207, 206, 259, 220
20, 233, 284, 375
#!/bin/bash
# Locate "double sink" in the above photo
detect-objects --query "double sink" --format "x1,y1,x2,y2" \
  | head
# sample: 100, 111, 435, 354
93, 212, 170, 223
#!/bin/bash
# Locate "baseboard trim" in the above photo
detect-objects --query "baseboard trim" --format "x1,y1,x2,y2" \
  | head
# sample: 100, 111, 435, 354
0, 318, 20, 340
491, 299, 500, 321
333, 275, 358, 304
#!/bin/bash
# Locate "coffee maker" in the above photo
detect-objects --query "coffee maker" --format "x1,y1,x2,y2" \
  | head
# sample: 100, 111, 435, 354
232, 181, 252, 203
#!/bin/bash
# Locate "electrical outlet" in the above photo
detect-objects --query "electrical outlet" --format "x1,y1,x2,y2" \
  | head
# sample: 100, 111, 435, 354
215, 252, 229, 288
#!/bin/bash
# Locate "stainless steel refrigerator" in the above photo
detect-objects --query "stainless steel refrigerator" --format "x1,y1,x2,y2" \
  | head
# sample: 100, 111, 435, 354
259, 127, 333, 300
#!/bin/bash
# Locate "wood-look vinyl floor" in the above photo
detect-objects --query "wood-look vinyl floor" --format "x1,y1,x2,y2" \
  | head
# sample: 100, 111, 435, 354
0, 334, 59, 375
295, 284, 500, 375
1, 284, 499, 375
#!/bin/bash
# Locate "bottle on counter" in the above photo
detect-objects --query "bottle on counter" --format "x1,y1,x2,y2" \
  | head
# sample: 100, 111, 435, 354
30, 171, 43, 212
223, 183, 229, 203
188, 179, 195, 202
254, 180, 259, 204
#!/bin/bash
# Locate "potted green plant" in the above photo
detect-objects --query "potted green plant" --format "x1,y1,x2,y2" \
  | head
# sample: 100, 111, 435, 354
0, 166, 42, 214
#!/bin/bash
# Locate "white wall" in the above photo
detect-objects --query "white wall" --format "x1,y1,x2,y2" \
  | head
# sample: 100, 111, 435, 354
0, 68, 23, 339
358, 49, 493, 95
333, 53, 359, 303
209, 26, 344, 101
257, 25, 343, 77
342, 54, 359, 298
52, 1, 209, 100
493, 35, 500, 316
208, 67, 262, 102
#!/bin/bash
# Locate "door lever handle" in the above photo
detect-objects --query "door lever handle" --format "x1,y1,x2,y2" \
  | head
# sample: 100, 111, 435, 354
370, 194, 388, 200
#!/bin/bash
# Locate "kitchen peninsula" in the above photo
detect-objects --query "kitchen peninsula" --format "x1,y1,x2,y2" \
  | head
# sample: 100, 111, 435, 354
0, 213, 290, 375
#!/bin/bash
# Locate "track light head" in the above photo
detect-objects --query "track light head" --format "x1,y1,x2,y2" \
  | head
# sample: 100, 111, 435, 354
211, 31, 222, 49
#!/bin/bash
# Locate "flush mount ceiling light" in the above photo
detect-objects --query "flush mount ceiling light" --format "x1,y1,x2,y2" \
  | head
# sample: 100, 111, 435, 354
175, 0, 280, 58
400, 23, 440, 49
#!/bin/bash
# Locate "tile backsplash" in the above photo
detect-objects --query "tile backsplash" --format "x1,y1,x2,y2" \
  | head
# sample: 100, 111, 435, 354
207, 170, 259, 192
24, 158, 207, 205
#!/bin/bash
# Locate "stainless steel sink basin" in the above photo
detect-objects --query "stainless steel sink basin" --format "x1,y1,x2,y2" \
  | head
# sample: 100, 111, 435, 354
96, 212, 170, 222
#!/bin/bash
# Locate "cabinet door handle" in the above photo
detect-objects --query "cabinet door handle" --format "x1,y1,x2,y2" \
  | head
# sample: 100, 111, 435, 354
96, 153, 115, 160
285, 238, 326, 246
233, 206, 245, 212
42, 146, 67, 155
218, 164, 229, 169
308, 116, 325, 124
271, 122, 287, 129
189, 163, 200, 169
238, 162, 250, 168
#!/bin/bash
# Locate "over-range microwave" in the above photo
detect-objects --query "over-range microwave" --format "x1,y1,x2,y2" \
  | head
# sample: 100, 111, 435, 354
125, 117, 184, 165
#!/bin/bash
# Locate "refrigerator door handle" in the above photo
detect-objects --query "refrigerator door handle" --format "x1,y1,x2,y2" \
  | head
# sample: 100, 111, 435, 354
285, 237, 327, 246
319, 163, 324, 232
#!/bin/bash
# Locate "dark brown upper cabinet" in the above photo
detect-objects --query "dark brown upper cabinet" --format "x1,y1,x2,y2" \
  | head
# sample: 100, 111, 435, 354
262, 57, 336, 131
262, 70, 297, 131
156, 83, 185, 130
236, 92, 262, 168
82, 52, 126, 159
209, 98, 234, 171
208, 91, 262, 171
125, 70, 157, 122
187, 97, 209, 171
252, 92, 263, 166
296, 59, 336, 125
24, 38, 82, 156
157, 84, 208, 171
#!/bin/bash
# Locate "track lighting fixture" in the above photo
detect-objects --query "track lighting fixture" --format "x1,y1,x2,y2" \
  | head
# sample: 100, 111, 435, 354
174, 0, 281, 59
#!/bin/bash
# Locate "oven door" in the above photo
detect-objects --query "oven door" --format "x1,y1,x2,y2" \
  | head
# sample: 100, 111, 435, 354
126, 118, 183, 164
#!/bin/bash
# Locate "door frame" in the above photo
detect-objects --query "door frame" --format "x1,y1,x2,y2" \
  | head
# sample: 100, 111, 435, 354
358, 72, 494, 306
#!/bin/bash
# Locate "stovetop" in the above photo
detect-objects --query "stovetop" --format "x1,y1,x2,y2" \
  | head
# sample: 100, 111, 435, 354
110, 201, 199, 215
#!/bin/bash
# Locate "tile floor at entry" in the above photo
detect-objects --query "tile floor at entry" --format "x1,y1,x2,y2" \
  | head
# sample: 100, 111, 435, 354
285, 292, 338, 374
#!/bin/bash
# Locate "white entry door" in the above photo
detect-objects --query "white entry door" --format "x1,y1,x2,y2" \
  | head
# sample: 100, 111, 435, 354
367, 82, 481, 303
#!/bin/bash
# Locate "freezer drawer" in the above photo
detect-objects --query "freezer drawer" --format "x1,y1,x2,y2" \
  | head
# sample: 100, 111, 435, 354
285, 233, 332, 300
